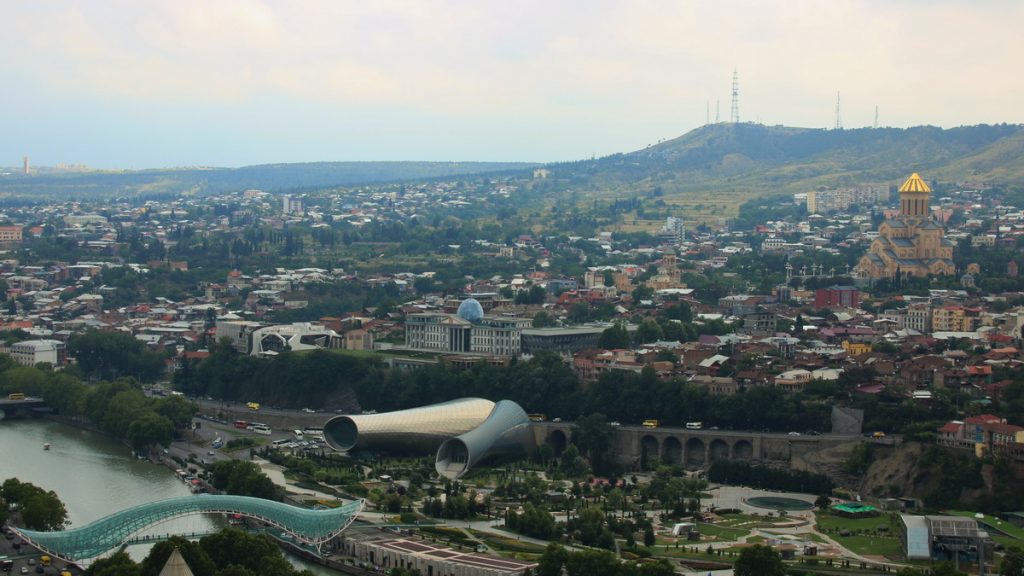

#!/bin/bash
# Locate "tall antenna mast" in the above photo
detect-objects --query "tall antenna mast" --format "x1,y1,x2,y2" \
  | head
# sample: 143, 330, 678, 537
874, 105, 879, 128
730, 69, 740, 123
716, 100, 720, 123
834, 92, 843, 130
706, 101, 710, 125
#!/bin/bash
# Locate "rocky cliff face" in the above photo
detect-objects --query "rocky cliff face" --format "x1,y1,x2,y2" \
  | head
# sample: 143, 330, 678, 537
859, 442, 1024, 510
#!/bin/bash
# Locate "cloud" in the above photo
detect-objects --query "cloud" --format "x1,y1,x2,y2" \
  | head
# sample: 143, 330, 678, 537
1, 0, 1022, 165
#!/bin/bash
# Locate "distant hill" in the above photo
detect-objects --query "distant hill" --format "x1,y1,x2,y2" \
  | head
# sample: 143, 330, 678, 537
539, 123, 1024, 223
0, 161, 537, 200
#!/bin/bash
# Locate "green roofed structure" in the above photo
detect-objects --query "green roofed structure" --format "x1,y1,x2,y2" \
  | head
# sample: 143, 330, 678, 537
10, 495, 364, 566
832, 503, 879, 518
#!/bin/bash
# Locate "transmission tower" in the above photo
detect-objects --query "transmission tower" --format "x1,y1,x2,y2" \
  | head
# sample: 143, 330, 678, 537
874, 105, 879, 128
716, 100, 720, 123
834, 92, 843, 130
730, 69, 740, 123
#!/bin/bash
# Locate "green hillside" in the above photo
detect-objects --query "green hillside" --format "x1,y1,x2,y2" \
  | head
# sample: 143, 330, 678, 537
535, 123, 1024, 225
0, 160, 537, 200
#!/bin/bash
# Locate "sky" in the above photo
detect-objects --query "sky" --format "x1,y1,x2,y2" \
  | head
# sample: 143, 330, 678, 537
2, 0, 1023, 169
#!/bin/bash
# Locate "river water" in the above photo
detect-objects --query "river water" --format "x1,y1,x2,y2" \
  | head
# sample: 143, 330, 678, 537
0, 419, 333, 574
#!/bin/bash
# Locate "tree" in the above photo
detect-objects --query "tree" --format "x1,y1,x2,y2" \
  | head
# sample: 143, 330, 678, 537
571, 413, 615, 475
631, 285, 654, 303
537, 544, 570, 576
734, 545, 785, 576
634, 319, 663, 344
84, 552, 141, 576
199, 529, 287, 575
68, 330, 165, 382
598, 323, 631, 349
532, 311, 557, 328
140, 537, 217, 576
999, 547, 1024, 576
208, 461, 280, 500
155, 395, 197, 429
1, 478, 68, 531
643, 526, 656, 547
21, 490, 69, 531
815, 494, 831, 511
126, 411, 174, 453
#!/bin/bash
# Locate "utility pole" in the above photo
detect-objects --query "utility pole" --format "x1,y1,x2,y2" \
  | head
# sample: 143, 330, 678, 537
835, 92, 843, 130
730, 69, 740, 123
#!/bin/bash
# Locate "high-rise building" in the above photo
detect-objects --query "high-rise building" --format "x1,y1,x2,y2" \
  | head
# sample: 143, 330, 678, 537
282, 194, 304, 215
22, 156, 29, 175
806, 184, 889, 214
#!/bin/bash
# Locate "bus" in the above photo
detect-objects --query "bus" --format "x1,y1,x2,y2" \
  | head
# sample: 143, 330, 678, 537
7, 393, 25, 401
685, 422, 703, 430
642, 419, 659, 429
293, 430, 304, 440
272, 439, 290, 447
250, 425, 271, 435
246, 402, 260, 411
527, 414, 547, 422
233, 420, 248, 429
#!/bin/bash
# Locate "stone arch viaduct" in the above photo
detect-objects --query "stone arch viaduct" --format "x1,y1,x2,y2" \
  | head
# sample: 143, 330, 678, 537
532, 422, 860, 468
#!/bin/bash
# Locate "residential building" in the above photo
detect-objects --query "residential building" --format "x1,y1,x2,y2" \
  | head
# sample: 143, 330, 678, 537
0, 226, 23, 242
10, 339, 66, 367
806, 183, 889, 214
814, 286, 860, 309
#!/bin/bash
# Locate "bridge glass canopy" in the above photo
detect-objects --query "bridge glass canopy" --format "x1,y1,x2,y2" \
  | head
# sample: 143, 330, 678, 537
13, 495, 364, 563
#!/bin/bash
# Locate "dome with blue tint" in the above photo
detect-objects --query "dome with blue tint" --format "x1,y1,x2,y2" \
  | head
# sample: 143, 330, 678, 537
456, 298, 484, 323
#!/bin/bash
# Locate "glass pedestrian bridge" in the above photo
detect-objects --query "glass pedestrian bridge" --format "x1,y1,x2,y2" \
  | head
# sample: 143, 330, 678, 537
10, 495, 364, 565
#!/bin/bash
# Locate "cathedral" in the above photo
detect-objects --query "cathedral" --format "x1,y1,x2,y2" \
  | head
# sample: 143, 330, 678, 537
856, 172, 955, 279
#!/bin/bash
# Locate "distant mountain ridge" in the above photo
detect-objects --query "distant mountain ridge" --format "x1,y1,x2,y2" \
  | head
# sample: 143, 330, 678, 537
4, 123, 1023, 205
0, 161, 537, 200
543, 123, 1024, 208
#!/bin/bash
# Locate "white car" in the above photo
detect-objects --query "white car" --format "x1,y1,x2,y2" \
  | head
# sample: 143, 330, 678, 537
301, 408, 316, 413
609, 421, 621, 427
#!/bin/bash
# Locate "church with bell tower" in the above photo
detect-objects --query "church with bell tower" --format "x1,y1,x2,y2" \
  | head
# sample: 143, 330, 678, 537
856, 172, 955, 279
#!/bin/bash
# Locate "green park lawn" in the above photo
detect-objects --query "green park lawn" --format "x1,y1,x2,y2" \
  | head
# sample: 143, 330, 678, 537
815, 512, 902, 557
694, 522, 751, 541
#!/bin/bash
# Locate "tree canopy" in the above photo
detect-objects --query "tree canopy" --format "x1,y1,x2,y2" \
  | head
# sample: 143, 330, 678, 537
1, 478, 68, 531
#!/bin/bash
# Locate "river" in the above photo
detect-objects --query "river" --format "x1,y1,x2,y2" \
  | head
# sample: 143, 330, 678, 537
0, 419, 335, 575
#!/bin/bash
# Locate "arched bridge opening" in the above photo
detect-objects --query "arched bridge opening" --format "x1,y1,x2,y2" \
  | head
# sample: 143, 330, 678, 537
10, 495, 364, 567
661, 436, 682, 464
547, 429, 569, 455
685, 438, 705, 467
708, 439, 730, 462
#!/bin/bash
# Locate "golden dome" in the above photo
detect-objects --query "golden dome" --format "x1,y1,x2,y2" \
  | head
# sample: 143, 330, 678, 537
899, 172, 931, 194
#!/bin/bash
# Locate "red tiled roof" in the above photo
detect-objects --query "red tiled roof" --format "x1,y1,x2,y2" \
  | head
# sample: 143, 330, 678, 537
938, 422, 962, 434
982, 422, 1024, 435
964, 414, 1002, 425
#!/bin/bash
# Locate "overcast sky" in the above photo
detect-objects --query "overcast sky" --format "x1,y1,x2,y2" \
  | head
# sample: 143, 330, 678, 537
3, 0, 1022, 169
